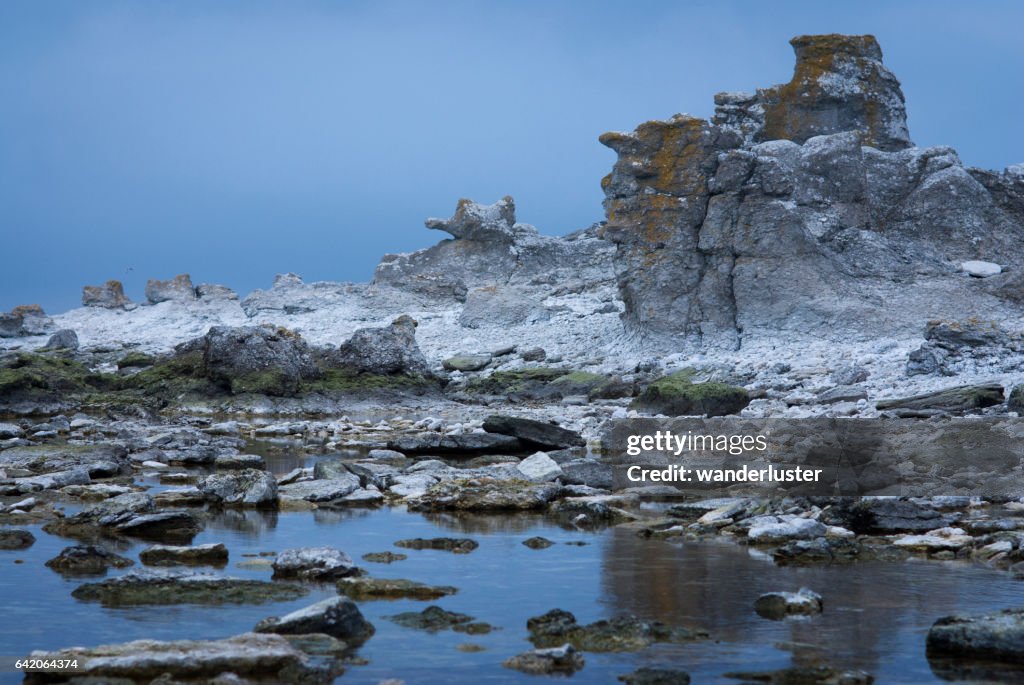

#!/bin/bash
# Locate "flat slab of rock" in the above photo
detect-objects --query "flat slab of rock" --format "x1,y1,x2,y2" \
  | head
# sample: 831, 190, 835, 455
337, 576, 457, 600
255, 596, 374, 643
503, 644, 584, 675
272, 547, 359, 580
527, 608, 708, 651
199, 469, 278, 507
394, 537, 479, 554
927, 608, 1024, 662
139, 543, 229, 567
71, 570, 307, 606
876, 384, 1004, 413
278, 474, 361, 503
386, 605, 492, 634
482, 415, 585, 449
747, 516, 827, 543
388, 432, 526, 455
24, 633, 319, 683
961, 260, 1002, 277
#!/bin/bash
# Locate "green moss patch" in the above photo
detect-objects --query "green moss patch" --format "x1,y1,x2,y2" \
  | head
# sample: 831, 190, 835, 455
631, 370, 749, 417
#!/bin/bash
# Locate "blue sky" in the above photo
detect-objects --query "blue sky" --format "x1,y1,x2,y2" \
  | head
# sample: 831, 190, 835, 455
2, 0, 1022, 312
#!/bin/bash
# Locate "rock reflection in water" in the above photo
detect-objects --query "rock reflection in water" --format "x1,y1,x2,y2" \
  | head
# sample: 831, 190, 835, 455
204, 509, 279, 538
601, 528, 1024, 678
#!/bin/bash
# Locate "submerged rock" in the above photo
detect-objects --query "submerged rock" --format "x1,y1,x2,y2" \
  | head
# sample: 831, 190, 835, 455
361, 551, 407, 564
754, 588, 824, 619
619, 668, 692, 685
526, 608, 708, 651
409, 478, 562, 512
523, 536, 555, 549
876, 384, 1004, 413
386, 605, 492, 634
255, 596, 375, 643
139, 543, 229, 567
0, 304, 52, 337
337, 576, 457, 600
45, 545, 133, 575
723, 666, 874, 684
503, 644, 584, 675
272, 547, 359, 581
199, 469, 278, 507
0, 528, 35, 549
927, 608, 1024, 662
71, 570, 307, 606
394, 537, 479, 554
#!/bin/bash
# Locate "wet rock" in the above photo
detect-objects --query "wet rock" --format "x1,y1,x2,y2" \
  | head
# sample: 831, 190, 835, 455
394, 537, 478, 554
199, 325, 321, 396
747, 516, 827, 543
619, 667, 691, 685
550, 495, 639, 526
23, 633, 323, 684
723, 666, 874, 684
43, 329, 79, 351
255, 596, 375, 644
215, 453, 267, 470
139, 543, 229, 567
503, 643, 584, 675
46, 492, 201, 543
409, 478, 562, 512
442, 354, 492, 372
632, 371, 750, 417
272, 546, 359, 581
199, 469, 278, 507
876, 384, 1004, 413
82, 279, 132, 308
0, 528, 35, 549
0, 422, 24, 439
927, 608, 1024, 662
386, 605, 491, 634
0, 304, 52, 337
516, 452, 563, 482
387, 432, 526, 455
526, 608, 708, 651
279, 473, 361, 503
893, 527, 973, 552
560, 460, 614, 490
337, 577, 457, 600
145, 273, 197, 303
523, 536, 554, 549
330, 314, 431, 376
361, 551, 406, 564
45, 545, 134, 575
754, 588, 823, 619
827, 498, 958, 534
71, 569, 307, 606
482, 414, 585, 449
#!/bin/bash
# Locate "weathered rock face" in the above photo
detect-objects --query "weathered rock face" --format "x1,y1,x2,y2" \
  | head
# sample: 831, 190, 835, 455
145, 273, 197, 304
600, 34, 1024, 349
0, 304, 52, 338
373, 197, 614, 301
200, 325, 321, 396
329, 315, 431, 376
82, 279, 132, 309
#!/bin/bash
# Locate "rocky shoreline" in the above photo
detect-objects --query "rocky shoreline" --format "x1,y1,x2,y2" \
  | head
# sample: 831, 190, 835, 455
3, 31, 1024, 684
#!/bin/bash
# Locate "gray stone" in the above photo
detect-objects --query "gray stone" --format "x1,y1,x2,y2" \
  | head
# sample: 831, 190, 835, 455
504, 644, 584, 675
272, 546, 358, 580
338, 576, 456, 600
0, 528, 35, 550
329, 314, 431, 376
71, 569, 307, 606
754, 588, 824, 619
482, 415, 585, 449
279, 473, 361, 502
195, 283, 239, 300
442, 353, 492, 372
43, 329, 78, 350
199, 469, 278, 507
560, 460, 614, 490
408, 479, 563, 512
214, 453, 266, 470
618, 667, 691, 685
830, 364, 869, 385
818, 385, 868, 404
45, 545, 133, 574
520, 346, 547, 362
0, 423, 24, 439
198, 325, 321, 396
927, 608, 1024, 662
139, 543, 229, 567
82, 280, 132, 308
962, 260, 1002, 277
255, 596, 374, 643
145, 274, 197, 303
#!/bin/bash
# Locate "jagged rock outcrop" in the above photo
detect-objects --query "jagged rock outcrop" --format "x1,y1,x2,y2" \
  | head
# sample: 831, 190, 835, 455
328, 314, 432, 376
373, 197, 615, 301
145, 273, 197, 304
82, 279, 132, 309
199, 325, 322, 396
600, 33, 1024, 349
0, 304, 52, 338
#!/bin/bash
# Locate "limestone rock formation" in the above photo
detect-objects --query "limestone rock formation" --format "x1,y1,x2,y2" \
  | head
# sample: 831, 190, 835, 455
600, 33, 1024, 349
199, 325, 322, 396
329, 314, 432, 376
0, 304, 52, 337
82, 279, 132, 309
145, 273, 197, 304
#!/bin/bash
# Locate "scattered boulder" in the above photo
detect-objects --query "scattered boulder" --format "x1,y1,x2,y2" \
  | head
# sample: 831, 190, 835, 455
442, 354, 492, 372
387, 432, 526, 455
503, 644, 584, 676
337, 577, 457, 601
387, 605, 492, 634
42, 329, 79, 351
526, 609, 708, 651
255, 596, 374, 643
139, 543, 229, 567
82, 279, 132, 308
199, 469, 278, 507
145, 273, 197, 303
927, 608, 1024, 662
723, 666, 874, 684
214, 453, 267, 470
830, 364, 869, 386
195, 283, 239, 300
271, 547, 359, 581
0, 528, 36, 549
826, 498, 958, 534
199, 325, 321, 396
330, 314, 431, 376
71, 570, 307, 606
754, 588, 824, 619
520, 346, 547, 362
394, 537, 478, 554
409, 478, 562, 512
482, 414, 585, 449
632, 371, 750, 417
893, 527, 973, 552
747, 516, 827, 543
45, 545, 133, 575
361, 551, 406, 564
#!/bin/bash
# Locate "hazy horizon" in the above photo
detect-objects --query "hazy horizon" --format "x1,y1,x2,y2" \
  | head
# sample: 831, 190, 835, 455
2, 0, 1022, 313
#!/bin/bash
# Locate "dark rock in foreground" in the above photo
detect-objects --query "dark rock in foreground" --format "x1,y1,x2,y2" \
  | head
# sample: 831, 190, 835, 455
45, 545, 133, 575
0, 528, 35, 549
482, 414, 585, 449
754, 588, 823, 619
272, 547, 360, 580
337, 576, 457, 600
255, 596, 375, 644
71, 570, 308, 606
927, 608, 1024, 662
387, 605, 493, 634
723, 666, 874, 684
408, 478, 563, 512
139, 543, 229, 567
199, 325, 322, 396
503, 644, 584, 675
876, 384, 1004, 413
619, 667, 692, 685
631, 371, 750, 417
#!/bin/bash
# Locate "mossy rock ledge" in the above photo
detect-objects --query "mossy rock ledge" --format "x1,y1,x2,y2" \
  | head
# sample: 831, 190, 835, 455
631, 370, 750, 417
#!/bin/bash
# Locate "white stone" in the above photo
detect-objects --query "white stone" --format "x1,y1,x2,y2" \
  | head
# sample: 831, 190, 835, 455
516, 452, 563, 482
961, 260, 1002, 277
747, 515, 827, 542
